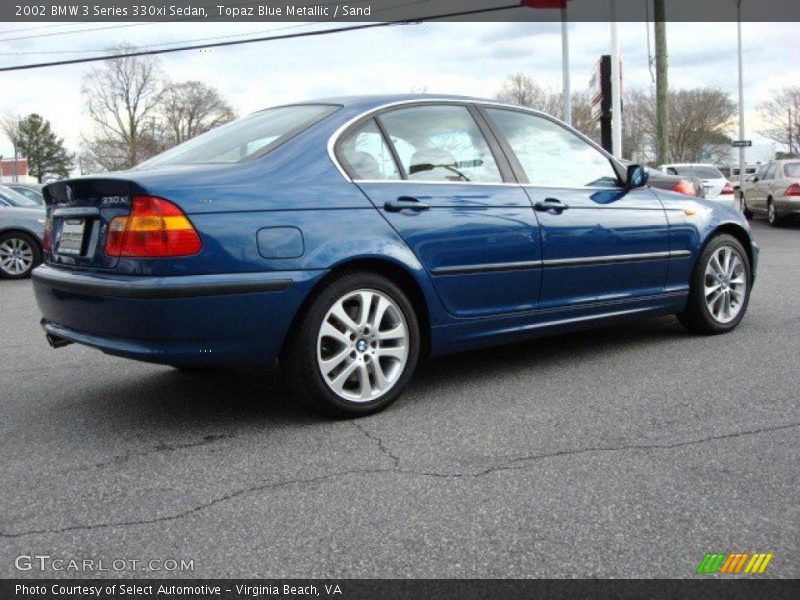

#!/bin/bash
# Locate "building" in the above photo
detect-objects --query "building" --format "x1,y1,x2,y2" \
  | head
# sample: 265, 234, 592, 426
0, 157, 37, 183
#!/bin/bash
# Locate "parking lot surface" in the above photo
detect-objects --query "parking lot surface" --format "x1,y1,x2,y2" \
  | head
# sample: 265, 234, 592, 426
1, 219, 798, 578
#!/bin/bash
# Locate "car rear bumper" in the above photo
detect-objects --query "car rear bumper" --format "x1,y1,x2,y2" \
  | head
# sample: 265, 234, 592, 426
32, 265, 324, 367
774, 197, 800, 216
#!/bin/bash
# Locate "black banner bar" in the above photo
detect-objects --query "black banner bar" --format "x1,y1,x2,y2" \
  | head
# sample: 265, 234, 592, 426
2, 579, 800, 600
3, 0, 800, 23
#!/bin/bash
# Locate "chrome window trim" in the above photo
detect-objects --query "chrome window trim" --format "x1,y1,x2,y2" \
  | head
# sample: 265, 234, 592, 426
327, 97, 627, 189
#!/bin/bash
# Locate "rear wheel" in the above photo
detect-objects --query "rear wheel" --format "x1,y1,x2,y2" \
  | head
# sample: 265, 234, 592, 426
678, 234, 751, 335
284, 271, 420, 417
767, 198, 782, 227
0, 231, 41, 279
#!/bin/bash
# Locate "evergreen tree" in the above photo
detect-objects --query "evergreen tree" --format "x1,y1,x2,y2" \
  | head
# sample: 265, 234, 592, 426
17, 114, 74, 182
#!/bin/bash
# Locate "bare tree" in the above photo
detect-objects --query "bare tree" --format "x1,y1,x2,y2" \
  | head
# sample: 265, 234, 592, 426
495, 73, 562, 116
757, 86, 800, 156
160, 81, 236, 147
81, 44, 164, 172
570, 91, 599, 141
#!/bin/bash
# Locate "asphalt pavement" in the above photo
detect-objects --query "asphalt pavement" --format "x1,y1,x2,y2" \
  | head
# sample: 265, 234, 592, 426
1, 218, 798, 579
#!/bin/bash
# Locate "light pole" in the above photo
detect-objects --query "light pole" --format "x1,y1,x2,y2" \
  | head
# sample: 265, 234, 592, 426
737, 0, 746, 193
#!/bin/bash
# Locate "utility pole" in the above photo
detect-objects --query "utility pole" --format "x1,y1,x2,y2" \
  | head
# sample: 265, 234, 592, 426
654, 0, 669, 165
610, 0, 622, 157
737, 0, 746, 191
561, 5, 571, 126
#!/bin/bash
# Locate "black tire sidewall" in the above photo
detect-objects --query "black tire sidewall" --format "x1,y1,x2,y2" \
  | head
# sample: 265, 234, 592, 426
690, 234, 751, 333
292, 272, 420, 416
0, 231, 42, 279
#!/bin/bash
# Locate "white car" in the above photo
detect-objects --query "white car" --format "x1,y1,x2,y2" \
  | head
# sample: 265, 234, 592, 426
657, 163, 736, 206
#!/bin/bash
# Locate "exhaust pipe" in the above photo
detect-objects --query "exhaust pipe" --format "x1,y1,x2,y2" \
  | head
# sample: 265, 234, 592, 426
46, 333, 73, 349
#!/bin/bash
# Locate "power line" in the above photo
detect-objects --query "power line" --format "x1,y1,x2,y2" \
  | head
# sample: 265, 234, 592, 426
0, 2, 518, 73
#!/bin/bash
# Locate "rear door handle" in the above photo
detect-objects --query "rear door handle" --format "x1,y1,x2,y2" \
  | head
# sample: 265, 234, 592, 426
534, 198, 570, 214
384, 196, 430, 213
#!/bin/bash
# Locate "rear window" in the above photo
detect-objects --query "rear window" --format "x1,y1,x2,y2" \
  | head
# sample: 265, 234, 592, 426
669, 166, 723, 179
784, 162, 800, 178
136, 104, 339, 168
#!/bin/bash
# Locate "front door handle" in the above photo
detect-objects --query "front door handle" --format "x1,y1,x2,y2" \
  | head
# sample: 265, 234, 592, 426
384, 196, 430, 213
534, 198, 570, 214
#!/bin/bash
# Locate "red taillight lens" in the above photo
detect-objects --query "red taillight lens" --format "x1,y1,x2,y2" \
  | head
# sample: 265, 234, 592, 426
720, 182, 735, 195
672, 180, 698, 196
785, 183, 800, 196
104, 196, 201, 258
42, 215, 52, 252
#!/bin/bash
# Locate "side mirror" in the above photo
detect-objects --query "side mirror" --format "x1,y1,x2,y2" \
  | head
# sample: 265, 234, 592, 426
625, 164, 649, 190
752, 176, 759, 183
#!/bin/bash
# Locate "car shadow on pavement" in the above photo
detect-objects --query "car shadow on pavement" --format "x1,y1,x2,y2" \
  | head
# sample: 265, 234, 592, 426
90, 315, 689, 431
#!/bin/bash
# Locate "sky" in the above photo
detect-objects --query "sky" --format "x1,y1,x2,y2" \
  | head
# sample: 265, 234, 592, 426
0, 19, 797, 162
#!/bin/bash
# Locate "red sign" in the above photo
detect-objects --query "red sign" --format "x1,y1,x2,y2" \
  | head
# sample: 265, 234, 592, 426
520, 0, 567, 8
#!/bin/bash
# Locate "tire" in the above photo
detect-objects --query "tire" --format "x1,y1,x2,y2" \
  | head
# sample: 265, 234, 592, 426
283, 271, 420, 417
0, 231, 42, 279
677, 234, 751, 335
767, 198, 782, 227
739, 193, 753, 219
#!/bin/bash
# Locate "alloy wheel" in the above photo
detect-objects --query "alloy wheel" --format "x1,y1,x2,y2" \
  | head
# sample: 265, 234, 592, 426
316, 288, 409, 402
704, 245, 747, 324
768, 202, 777, 225
0, 236, 34, 276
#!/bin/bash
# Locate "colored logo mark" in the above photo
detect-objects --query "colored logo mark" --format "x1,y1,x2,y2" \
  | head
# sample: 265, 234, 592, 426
696, 552, 773, 574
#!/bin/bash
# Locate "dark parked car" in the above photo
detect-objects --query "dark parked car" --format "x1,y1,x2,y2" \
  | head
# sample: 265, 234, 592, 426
6, 182, 44, 205
32, 95, 757, 416
0, 184, 45, 279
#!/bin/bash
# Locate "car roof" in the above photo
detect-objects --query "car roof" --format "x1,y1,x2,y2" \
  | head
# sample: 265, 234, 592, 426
255, 94, 525, 114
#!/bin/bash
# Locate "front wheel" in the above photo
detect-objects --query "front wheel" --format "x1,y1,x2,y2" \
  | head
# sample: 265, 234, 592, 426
767, 199, 782, 227
739, 193, 752, 219
677, 234, 751, 335
283, 272, 420, 417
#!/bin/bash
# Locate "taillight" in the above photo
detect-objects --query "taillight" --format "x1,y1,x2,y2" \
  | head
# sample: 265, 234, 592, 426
785, 183, 800, 196
104, 196, 201, 258
672, 180, 698, 196
42, 215, 52, 252
720, 181, 735, 195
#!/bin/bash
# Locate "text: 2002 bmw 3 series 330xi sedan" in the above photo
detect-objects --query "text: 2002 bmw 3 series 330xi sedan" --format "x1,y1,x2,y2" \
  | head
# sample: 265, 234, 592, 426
32, 95, 758, 416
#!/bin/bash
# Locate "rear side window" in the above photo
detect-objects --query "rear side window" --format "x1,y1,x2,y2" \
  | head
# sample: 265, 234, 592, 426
378, 105, 503, 183
137, 104, 339, 168
672, 166, 724, 179
338, 119, 401, 181
783, 162, 800, 178
764, 163, 778, 180
485, 108, 619, 188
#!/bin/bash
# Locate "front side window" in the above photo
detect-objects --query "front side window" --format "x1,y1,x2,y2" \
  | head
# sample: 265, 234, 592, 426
378, 105, 503, 183
485, 108, 619, 188
764, 163, 778, 180
137, 104, 339, 168
338, 119, 400, 181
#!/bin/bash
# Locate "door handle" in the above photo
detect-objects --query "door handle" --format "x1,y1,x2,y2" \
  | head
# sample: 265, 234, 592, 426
384, 196, 430, 213
534, 198, 570, 213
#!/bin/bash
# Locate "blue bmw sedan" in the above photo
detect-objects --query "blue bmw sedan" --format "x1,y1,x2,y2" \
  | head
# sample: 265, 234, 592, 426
32, 95, 757, 416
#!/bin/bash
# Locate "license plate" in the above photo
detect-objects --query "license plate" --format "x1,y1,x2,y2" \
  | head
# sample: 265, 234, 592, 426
58, 219, 86, 255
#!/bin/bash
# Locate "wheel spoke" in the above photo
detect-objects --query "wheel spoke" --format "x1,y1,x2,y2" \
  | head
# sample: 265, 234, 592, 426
319, 347, 350, 375
376, 345, 407, 361
320, 321, 350, 345
330, 303, 359, 334
376, 324, 405, 341
328, 360, 359, 394
356, 362, 372, 400
370, 296, 391, 331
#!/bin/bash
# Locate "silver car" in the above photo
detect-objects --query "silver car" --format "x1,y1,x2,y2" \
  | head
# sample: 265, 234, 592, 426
739, 159, 800, 226
0, 184, 46, 279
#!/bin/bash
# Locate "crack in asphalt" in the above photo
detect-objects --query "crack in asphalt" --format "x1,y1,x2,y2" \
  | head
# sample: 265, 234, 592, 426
2, 421, 798, 540
352, 422, 401, 468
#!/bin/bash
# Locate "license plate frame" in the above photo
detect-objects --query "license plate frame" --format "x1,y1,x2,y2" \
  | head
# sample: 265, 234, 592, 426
57, 218, 86, 255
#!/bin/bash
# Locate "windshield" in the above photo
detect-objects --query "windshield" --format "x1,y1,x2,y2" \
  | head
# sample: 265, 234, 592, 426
669, 166, 723, 179
0, 185, 40, 207
137, 104, 340, 168
784, 162, 800, 178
